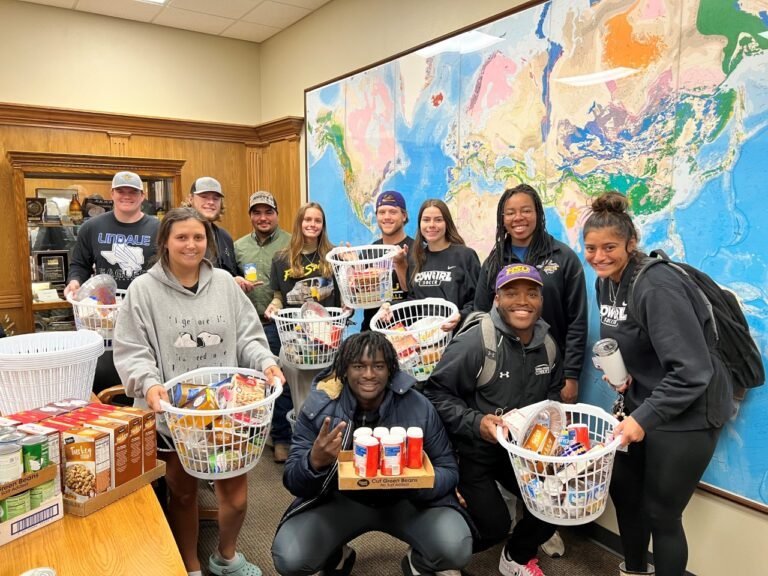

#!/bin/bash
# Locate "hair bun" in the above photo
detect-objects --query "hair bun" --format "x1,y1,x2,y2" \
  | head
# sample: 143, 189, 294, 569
591, 192, 628, 215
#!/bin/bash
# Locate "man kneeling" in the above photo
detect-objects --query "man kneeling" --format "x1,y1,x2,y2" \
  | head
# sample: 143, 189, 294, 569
272, 331, 472, 576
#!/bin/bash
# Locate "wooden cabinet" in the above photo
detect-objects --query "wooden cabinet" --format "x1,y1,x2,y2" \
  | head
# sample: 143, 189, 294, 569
7, 152, 184, 333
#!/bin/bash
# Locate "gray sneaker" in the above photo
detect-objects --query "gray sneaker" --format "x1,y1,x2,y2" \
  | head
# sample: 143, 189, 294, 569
540, 531, 565, 558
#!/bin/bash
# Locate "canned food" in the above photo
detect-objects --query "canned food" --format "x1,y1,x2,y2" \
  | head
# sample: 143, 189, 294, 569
567, 423, 591, 449
29, 479, 56, 509
353, 435, 379, 478
380, 435, 402, 476
19, 435, 50, 473
0, 431, 26, 444
406, 427, 423, 469
352, 427, 373, 439
0, 489, 31, 522
0, 444, 24, 483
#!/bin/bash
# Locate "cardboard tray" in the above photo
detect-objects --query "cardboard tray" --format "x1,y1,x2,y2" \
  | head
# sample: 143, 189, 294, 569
337, 450, 435, 490
0, 494, 63, 547
0, 463, 58, 501
63, 459, 165, 517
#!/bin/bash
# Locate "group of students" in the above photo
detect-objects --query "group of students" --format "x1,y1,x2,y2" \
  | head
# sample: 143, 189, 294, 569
63, 171, 724, 576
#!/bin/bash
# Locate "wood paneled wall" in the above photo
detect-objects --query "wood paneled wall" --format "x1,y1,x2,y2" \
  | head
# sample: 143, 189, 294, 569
0, 103, 303, 334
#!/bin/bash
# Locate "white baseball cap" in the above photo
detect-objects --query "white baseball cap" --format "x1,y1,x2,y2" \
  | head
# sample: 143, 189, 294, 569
111, 171, 143, 191
191, 176, 223, 197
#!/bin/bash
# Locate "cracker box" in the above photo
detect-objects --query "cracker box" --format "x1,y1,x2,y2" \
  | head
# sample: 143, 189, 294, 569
49, 398, 89, 411
85, 402, 119, 414
115, 407, 157, 473
34, 405, 71, 419
3, 411, 46, 425
62, 428, 111, 502
85, 418, 140, 488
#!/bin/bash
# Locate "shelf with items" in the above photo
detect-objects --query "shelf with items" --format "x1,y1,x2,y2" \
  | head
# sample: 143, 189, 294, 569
32, 301, 71, 311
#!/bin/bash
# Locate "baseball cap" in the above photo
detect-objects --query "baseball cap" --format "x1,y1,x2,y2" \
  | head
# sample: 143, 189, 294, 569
111, 171, 143, 191
376, 190, 406, 211
249, 191, 277, 211
495, 264, 543, 292
191, 176, 223, 197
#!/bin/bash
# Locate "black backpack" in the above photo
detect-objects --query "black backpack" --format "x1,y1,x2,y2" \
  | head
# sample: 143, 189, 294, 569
456, 311, 557, 387
628, 250, 765, 404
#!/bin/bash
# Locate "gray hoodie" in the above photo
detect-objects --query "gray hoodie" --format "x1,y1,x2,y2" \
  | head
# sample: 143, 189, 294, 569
113, 259, 278, 413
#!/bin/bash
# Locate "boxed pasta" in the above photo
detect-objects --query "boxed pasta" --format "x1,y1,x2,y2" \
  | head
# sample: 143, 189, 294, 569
85, 418, 140, 488
62, 428, 110, 502
107, 407, 156, 473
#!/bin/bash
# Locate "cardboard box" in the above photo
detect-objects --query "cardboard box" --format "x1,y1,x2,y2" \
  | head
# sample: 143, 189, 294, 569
85, 418, 140, 489
49, 399, 90, 411
62, 428, 111, 502
85, 402, 118, 414
115, 407, 157, 473
337, 451, 435, 490
0, 463, 57, 501
3, 411, 46, 424
101, 411, 145, 475
0, 416, 21, 427
0, 494, 63, 547
63, 460, 165, 517
35, 405, 71, 419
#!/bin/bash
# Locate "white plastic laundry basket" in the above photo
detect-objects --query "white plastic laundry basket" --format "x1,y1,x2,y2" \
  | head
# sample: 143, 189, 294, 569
370, 298, 458, 381
497, 401, 622, 526
326, 245, 399, 309
67, 289, 127, 350
274, 307, 351, 369
0, 330, 104, 414
159, 367, 283, 480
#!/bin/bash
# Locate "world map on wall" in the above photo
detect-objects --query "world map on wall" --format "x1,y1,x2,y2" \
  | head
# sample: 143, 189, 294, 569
306, 0, 768, 506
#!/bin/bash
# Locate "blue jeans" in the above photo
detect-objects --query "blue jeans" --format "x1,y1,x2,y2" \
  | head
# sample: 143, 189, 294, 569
265, 322, 293, 445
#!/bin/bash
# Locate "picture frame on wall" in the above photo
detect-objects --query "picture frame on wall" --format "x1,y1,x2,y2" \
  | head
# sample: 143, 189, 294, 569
33, 250, 69, 286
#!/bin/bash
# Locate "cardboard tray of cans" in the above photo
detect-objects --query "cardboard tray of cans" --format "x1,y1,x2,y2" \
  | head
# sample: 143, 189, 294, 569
0, 464, 63, 547
63, 459, 165, 517
337, 451, 434, 490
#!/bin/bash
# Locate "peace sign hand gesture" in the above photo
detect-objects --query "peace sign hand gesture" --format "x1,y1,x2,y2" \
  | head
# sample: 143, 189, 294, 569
309, 417, 347, 471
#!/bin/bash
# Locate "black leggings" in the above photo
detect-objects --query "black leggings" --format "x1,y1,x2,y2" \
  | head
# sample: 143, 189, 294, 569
610, 427, 720, 576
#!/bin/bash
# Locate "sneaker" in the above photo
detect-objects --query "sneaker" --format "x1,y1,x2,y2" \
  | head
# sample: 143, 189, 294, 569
273, 443, 290, 463
401, 547, 462, 576
499, 551, 544, 576
319, 544, 355, 576
540, 531, 565, 558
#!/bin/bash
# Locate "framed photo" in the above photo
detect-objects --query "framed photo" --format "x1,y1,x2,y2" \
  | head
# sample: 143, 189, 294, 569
35, 188, 74, 201
26, 198, 46, 223
33, 250, 69, 285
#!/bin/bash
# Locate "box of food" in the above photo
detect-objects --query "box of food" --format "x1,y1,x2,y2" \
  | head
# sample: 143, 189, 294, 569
0, 462, 58, 501
3, 411, 46, 425
49, 398, 90, 411
85, 402, 119, 414
63, 459, 165, 517
0, 417, 20, 428
0, 493, 63, 547
61, 428, 111, 502
337, 451, 435, 490
85, 418, 140, 488
115, 407, 156, 473
99, 411, 144, 475
34, 405, 71, 419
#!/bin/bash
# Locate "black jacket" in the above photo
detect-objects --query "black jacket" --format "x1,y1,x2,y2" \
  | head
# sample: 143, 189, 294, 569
424, 308, 564, 463
597, 258, 728, 432
474, 236, 587, 381
211, 224, 238, 277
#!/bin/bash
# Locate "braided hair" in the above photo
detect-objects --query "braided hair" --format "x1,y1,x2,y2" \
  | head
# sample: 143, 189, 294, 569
333, 331, 400, 383
485, 184, 553, 284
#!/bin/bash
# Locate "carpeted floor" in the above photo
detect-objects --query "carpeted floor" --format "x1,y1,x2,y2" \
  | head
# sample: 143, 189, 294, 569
197, 446, 622, 576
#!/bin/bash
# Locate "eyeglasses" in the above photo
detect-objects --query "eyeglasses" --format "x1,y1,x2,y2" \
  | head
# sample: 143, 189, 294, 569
503, 208, 535, 218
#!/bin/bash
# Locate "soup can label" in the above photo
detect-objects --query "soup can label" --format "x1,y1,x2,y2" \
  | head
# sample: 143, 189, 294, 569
0, 444, 24, 483
380, 435, 402, 476
0, 489, 31, 521
20, 435, 49, 473
353, 436, 379, 477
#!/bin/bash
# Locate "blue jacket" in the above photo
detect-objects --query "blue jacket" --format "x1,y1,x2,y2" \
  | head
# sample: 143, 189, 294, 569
280, 368, 466, 524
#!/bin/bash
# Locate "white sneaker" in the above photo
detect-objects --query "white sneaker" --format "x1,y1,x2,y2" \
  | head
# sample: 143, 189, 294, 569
402, 547, 462, 576
499, 550, 545, 576
540, 531, 565, 558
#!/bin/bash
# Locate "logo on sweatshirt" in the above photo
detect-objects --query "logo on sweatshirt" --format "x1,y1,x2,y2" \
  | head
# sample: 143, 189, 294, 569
600, 304, 628, 327
414, 270, 452, 287
535, 364, 551, 375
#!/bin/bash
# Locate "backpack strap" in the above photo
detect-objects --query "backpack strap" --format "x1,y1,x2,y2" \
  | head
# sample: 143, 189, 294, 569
544, 333, 557, 370
476, 315, 497, 388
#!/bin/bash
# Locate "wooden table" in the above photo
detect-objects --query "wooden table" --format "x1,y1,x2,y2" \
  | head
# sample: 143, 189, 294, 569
2, 485, 186, 576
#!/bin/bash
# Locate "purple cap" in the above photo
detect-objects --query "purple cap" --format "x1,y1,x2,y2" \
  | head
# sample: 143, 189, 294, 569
376, 190, 406, 211
495, 264, 543, 291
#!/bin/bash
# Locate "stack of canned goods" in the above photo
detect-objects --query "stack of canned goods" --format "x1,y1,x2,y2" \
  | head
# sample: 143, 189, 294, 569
352, 426, 424, 478
0, 431, 56, 523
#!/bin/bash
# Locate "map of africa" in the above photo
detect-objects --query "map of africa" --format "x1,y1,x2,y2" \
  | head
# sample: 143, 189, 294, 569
306, 0, 768, 507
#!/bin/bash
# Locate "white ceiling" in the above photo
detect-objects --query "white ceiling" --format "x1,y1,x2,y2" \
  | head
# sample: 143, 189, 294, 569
18, 0, 331, 43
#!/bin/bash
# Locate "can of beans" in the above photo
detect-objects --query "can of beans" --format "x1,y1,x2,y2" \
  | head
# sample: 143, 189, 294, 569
380, 435, 403, 476
567, 423, 591, 450
0, 431, 26, 445
390, 427, 407, 470
19, 435, 49, 473
353, 427, 373, 439
29, 479, 56, 509
0, 444, 24, 483
353, 435, 379, 478
0, 489, 31, 522
406, 427, 423, 469
373, 427, 389, 463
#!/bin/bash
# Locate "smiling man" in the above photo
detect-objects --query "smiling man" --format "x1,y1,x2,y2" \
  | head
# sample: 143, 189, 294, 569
424, 264, 563, 576
272, 331, 471, 576
188, 176, 238, 276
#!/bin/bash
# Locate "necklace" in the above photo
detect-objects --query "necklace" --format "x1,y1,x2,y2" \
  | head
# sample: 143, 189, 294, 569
301, 252, 319, 266
608, 279, 620, 307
